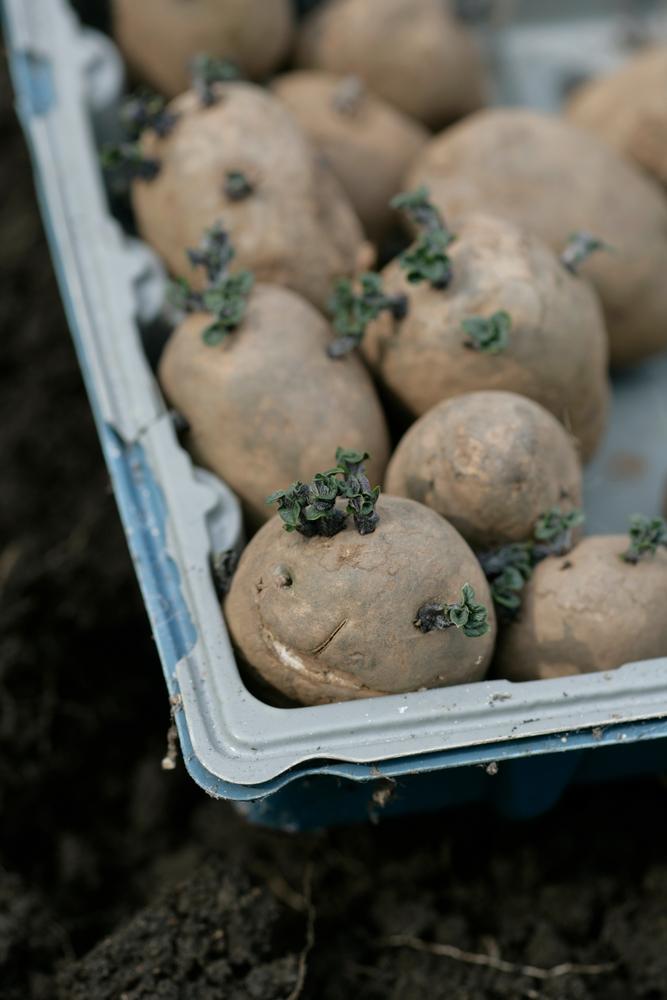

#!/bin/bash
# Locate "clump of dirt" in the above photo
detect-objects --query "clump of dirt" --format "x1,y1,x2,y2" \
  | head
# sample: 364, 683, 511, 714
57, 859, 306, 1000
0, 50, 199, 974
45, 779, 667, 1000
0, 869, 68, 1000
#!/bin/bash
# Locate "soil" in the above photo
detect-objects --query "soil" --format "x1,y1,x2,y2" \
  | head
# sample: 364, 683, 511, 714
1, 40, 667, 1000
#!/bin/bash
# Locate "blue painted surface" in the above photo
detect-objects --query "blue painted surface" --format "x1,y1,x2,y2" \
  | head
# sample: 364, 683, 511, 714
102, 427, 198, 675
6, 7, 667, 830
238, 727, 667, 830
9, 51, 56, 116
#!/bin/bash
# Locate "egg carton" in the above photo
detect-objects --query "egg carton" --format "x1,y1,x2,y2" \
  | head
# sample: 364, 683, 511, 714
4, 0, 667, 828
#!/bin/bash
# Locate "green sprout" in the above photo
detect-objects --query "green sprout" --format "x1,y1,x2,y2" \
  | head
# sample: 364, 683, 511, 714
478, 507, 584, 621
265, 482, 315, 535
198, 273, 254, 345
101, 89, 176, 189
191, 53, 242, 106
391, 186, 445, 231
224, 170, 255, 201
167, 277, 200, 314
169, 224, 254, 345
477, 544, 533, 614
119, 89, 178, 139
533, 507, 585, 556
398, 229, 455, 288
414, 584, 490, 638
462, 310, 511, 354
99, 142, 160, 188
621, 514, 667, 564
560, 231, 613, 274
302, 473, 348, 536
334, 448, 381, 534
334, 448, 370, 476
327, 273, 408, 358
186, 222, 235, 284
391, 186, 456, 289
266, 449, 381, 538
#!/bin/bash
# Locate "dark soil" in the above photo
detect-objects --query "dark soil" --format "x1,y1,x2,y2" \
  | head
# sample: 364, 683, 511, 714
1, 43, 667, 1000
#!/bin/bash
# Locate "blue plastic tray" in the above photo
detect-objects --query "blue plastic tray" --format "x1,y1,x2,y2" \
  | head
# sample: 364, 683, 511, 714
5, 0, 667, 829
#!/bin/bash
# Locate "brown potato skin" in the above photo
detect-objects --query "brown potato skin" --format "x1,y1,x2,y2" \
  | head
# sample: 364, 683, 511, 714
361, 213, 609, 461
295, 0, 486, 129
271, 71, 428, 241
158, 283, 390, 527
225, 496, 496, 705
406, 108, 667, 367
385, 391, 583, 549
495, 536, 667, 681
133, 83, 370, 311
112, 0, 294, 96
567, 46, 667, 191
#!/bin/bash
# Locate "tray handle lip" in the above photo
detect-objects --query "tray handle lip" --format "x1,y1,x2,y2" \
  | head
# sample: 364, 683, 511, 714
176, 714, 667, 801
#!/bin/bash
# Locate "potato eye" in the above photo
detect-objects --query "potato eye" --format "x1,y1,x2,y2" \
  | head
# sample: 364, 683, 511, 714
273, 565, 293, 588
224, 170, 255, 201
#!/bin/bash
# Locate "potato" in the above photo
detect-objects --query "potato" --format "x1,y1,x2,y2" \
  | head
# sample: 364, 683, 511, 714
270, 71, 428, 241
295, 0, 486, 129
406, 108, 667, 366
494, 535, 667, 681
385, 391, 582, 549
158, 283, 390, 527
112, 0, 294, 96
225, 495, 496, 705
361, 213, 609, 461
132, 82, 371, 310
567, 46, 667, 191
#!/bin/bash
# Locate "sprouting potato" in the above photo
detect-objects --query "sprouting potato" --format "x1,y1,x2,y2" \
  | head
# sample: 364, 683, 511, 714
295, 0, 486, 129
271, 71, 428, 241
225, 490, 496, 705
130, 82, 371, 310
494, 523, 667, 681
159, 277, 390, 528
405, 108, 667, 366
361, 211, 609, 461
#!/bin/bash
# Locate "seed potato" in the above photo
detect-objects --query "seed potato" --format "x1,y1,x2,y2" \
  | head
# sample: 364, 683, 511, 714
361, 213, 609, 461
225, 496, 496, 705
295, 0, 486, 129
133, 83, 371, 310
494, 535, 667, 681
158, 283, 390, 527
112, 0, 294, 96
405, 108, 667, 366
270, 71, 429, 241
385, 391, 583, 549
567, 45, 667, 191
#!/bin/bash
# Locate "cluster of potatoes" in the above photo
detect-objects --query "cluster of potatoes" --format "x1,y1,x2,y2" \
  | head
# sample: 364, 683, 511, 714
111, 0, 667, 706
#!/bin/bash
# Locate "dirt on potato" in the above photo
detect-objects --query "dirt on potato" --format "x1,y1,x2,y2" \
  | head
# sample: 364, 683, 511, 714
3, 46, 667, 1000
